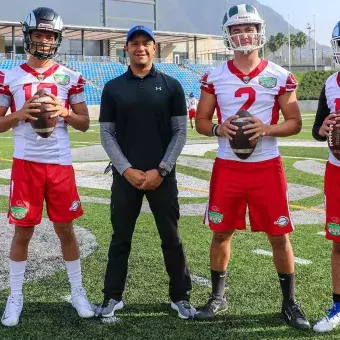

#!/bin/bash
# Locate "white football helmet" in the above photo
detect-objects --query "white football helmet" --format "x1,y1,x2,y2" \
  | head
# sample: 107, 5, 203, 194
331, 21, 340, 64
222, 4, 266, 53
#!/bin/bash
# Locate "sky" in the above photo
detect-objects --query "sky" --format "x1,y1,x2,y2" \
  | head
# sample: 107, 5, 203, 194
259, 0, 340, 46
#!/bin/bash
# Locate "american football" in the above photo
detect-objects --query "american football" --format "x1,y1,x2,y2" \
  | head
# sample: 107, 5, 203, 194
229, 110, 258, 159
328, 121, 340, 161
30, 89, 57, 138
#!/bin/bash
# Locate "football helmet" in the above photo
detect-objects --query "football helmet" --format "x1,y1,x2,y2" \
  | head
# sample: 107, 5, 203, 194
331, 21, 340, 64
222, 4, 266, 53
22, 7, 63, 60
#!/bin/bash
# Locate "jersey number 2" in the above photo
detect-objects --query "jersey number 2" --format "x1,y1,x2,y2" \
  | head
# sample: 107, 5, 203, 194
235, 87, 256, 111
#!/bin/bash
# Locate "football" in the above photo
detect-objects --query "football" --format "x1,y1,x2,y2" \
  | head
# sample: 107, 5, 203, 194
328, 124, 340, 161
30, 89, 58, 138
229, 110, 258, 160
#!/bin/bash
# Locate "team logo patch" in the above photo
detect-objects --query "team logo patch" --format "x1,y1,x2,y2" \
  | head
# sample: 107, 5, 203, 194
274, 216, 289, 227
69, 201, 81, 212
328, 223, 340, 236
53, 74, 70, 86
10, 206, 28, 220
259, 77, 277, 88
36, 74, 46, 81
208, 211, 223, 224
242, 76, 251, 84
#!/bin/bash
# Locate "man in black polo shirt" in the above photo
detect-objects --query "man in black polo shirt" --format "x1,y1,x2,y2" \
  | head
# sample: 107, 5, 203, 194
95, 25, 195, 319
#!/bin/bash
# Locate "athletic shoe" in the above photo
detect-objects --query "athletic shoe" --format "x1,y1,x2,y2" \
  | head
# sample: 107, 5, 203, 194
71, 286, 95, 318
281, 300, 310, 330
95, 297, 124, 318
313, 302, 340, 333
194, 294, 227, 320
171, 300, 196, 319
1, 294, 23, 327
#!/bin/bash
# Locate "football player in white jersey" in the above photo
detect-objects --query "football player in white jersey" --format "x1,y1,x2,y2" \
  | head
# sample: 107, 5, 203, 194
187, 92, 198, 129
194, 4, 310, 330
312, 21, 340, 333
0, 7, 94, 327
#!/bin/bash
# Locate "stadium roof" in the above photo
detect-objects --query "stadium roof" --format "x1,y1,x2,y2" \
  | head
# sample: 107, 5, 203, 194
0, 21, 222, 44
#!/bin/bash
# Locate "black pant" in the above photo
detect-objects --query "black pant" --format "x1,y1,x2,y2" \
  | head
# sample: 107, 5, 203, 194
103, 174, 192, 302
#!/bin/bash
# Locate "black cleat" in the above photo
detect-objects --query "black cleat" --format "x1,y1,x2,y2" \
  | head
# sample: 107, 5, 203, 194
194, 294, 228, 320
281, 300, 310, 330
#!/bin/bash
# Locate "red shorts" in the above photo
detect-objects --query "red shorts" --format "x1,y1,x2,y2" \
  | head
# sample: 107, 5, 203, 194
8, 158, 83, 227
325, 162, 340, 241
204, 157, 294, 235
189, 109, 196, 119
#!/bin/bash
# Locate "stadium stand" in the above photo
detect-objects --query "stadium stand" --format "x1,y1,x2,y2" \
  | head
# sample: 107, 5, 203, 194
0, 56, 213, 104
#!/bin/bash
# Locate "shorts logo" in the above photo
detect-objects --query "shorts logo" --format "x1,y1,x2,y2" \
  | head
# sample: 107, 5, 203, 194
10, 206, 28, 220
328, 223, 340, 236
208, 211, 223, 224
259, 77, 277, 88
53, 74, 70, 86
274, 216, 289, 227
69, 201, 81, 212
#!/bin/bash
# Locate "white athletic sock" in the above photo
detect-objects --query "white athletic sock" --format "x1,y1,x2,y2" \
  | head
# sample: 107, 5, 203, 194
10, 260, 27, 296
65, 259, 82, 289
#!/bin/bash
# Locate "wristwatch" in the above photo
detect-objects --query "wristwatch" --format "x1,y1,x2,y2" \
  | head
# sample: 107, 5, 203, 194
157, 166, 169, 178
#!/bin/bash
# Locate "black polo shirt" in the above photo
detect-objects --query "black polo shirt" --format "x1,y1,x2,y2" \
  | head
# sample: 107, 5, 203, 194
99, 64, 187, 171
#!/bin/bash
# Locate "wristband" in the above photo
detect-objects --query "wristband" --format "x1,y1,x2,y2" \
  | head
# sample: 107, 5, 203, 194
212, 124, 221, 137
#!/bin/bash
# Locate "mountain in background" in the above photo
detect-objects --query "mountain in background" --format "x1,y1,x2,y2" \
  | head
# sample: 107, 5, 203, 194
0, 0, 332, 58
155, 0, 331, 58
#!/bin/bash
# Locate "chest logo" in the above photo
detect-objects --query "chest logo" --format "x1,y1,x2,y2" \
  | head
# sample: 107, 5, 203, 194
259, 77, 277, 88
36, 74, 46, 81
155, 86, 162, 91
242, 76, 251, 84
53, 74, 71, 86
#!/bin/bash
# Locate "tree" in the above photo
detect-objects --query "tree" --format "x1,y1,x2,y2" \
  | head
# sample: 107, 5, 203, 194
275, 32, 287, 63
267, 35, 279, 60
295, 31, 308, 64
289, 34, 297, 63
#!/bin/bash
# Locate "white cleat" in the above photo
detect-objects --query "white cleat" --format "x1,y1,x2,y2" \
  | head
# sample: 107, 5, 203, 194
1, 294, 23, 327
313, 304, 340, 333
71, 286, 95, 318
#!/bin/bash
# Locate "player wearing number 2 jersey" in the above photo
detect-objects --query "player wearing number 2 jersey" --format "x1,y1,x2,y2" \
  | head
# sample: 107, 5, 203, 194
0, 7, 94, 327
194, 3, 310, 330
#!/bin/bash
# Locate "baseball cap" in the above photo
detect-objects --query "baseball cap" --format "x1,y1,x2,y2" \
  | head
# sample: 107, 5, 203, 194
126, 25, 156, 43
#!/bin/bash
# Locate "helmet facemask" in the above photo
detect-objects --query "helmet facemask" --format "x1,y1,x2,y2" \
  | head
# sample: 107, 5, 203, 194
24, 30, 62, 60
223, 23, 266, 54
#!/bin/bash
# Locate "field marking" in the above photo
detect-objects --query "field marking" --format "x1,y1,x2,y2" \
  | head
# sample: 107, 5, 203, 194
252, 249, 312, 265
282, 156, 327, 162
0, 157, 12, 162
191, 274, 212, 288
290, 204, 324, 213
317, 231, 326, 236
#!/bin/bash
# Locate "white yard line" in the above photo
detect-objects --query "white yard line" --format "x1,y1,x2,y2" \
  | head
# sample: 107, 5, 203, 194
252, 249, 312, 265
191, 274, 212, 288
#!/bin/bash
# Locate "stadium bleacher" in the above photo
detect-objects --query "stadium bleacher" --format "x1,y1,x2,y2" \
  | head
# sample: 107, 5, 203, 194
0, 56, 214, 104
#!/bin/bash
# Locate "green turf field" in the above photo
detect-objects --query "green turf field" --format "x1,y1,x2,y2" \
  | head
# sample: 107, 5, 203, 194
1, 114, 339, 339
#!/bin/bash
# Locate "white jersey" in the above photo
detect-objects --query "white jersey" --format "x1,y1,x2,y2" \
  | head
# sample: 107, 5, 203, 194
201, 59, 297, 162
0, 63, 85, 165
325, 71, 340, 166
188, 98, 198, 110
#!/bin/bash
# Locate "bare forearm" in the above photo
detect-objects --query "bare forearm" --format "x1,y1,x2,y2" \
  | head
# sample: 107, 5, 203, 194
196, 117, 214, 136
266, 119, 301, 137
0, 112, 19, 133
64, 112, 89, 132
